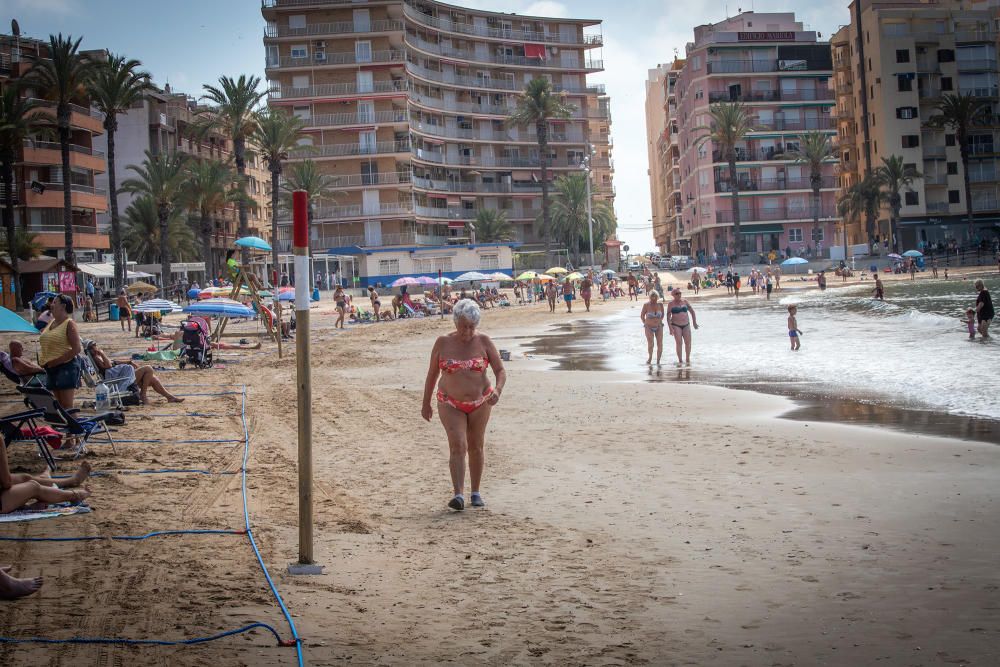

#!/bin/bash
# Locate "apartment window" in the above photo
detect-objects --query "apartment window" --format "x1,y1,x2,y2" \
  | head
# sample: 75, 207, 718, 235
290, 44, 308, 59
292, 105, 310, 120
897, 75, 913, 92
905, 191, 919, 205
896, 49, 910, 63
355, 41, 372, 63
378, 259, 400, 274
788, 228, 803, 242
948, 190, 961, 203
902, 135, 920, 148
938, 49, 955, 62
896, 106, 918, 119
288, 14, 306, 29
811, 227, 825, 242
479, 254, 499, 270
947, 161, 958, 175
945, 134, 956, 146
941, 76, 953, 91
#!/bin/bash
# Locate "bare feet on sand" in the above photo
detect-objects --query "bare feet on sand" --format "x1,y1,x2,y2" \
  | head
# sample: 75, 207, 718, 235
0, 566, 43, 600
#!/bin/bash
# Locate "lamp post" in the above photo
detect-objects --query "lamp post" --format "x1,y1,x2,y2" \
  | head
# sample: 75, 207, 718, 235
580, 142, 596, 269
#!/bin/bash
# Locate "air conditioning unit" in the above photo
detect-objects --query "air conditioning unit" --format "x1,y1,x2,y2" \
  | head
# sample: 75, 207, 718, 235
315, 41, 326, 48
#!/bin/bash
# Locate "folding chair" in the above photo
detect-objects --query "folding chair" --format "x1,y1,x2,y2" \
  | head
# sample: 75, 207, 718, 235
0, 408, 57, 470
0, 354, 45, 390
78, 348, 133, 409
17, 386, 117, 456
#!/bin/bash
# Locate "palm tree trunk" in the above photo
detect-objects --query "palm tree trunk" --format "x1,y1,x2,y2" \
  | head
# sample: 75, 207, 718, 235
891, 201, 901, 254
537, 120, 551, 263
159, 203, 171, 298
234, 136, 249, 264
728, 156, 741, 263
106, 120, 125, 291
812, 181, 821, 257
1, 158, 19, 307
960, 133, 974, 245
270, 163, 281, 284
200, 210, 213, 283
58, 107, 74, 267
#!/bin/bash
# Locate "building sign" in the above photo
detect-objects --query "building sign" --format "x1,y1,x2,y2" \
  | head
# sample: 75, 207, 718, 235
58, 271, 77, 293
738, 31, 795, 41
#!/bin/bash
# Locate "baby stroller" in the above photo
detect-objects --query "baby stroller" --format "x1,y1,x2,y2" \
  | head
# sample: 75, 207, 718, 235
178, 316, 213, 369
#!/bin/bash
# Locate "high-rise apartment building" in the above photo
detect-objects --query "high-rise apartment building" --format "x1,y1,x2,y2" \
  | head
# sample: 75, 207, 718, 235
0, 32, 110, 262
645, 60, 684, 255
261, 0, 611, 284
671, 12, 837, 261
832, 0, 1000, 249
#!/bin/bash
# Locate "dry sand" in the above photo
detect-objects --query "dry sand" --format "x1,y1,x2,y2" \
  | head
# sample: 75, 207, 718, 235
1, 278, 999, 666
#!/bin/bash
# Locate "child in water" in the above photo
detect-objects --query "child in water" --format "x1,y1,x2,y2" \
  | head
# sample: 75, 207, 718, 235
787, 305, 802, 350
962, 308, 977, 340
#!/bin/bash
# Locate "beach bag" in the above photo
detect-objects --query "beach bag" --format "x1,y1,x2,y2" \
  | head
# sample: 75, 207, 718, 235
105, 411, 126, 426
19, 425, 64, 449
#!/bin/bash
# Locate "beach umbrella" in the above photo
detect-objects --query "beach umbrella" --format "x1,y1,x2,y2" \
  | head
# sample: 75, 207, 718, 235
780, 257, 808, 266
516, 271, 540, 280
488, 272, 513, 281
30, 291, 58, 311
186, 288, 202, 299
454, 271, 488, 282
184, 298, 253, 318
0, 306, 40, 334
133, 298, 181, 313
902, 249, 923, 258
234, 236, 272, 252
126, 281, 158, 295
600, 269, 617, 276
391, 276, 422, 287
277, 291, 295, 302
545, 267, 568, 275
439, 277, 453, 284
536, 274, 556, 282
565, 272, 585, 280
414, 276, 440, 285
690, 267, 708, 273
886, 253, 903, 260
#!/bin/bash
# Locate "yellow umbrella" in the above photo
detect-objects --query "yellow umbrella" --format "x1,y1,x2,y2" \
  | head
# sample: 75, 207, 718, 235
126, 281, 157, 295
566, 272, 585, 280
546, 267, 568, 275
516, 271, 540, 280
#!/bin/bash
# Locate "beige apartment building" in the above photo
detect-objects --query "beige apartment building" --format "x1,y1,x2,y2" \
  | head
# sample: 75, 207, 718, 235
261, 0, 612, 284
645, 60, 684, 255
833, 0, 1000, 250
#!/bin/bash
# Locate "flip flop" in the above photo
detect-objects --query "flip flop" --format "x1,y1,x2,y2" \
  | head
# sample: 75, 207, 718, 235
447, 496, 465, 511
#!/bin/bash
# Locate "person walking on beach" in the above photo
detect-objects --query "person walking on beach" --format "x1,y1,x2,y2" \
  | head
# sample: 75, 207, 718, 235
561, 277, 576, 313
733, 272, 741, 300
765, 272, 774, 300
39, 294, 82, 410
545, 280, 557, 313
931, 257, 939, 278
909, 260, 917, 281
580, 272, 594, 312
421, 300, 506, 511
627, 272, 639, 301
787, 305, 802, 351
334, 286, 347, 329
115, 289, 132, 333
691, 269, 700, 294
667, 288, 698, 366
640, 290, 666, 365
368, 286, 381, 321
975, 279, 993, 339
873, 275, 885, 301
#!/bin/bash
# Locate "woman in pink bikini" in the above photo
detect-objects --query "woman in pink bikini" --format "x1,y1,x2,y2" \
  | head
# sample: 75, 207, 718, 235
421, 299, 507, 511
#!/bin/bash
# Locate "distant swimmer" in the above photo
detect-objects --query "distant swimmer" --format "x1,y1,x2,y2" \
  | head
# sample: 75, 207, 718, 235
787, 305, 802, 351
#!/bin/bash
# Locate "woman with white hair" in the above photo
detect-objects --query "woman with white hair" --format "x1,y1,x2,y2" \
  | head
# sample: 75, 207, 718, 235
422, 299, 506, 511
640, 290, 665, 365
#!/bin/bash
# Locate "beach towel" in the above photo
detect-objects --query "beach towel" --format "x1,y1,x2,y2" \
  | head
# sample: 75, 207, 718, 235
0, 503, 92, 523
141, 350, 179, 362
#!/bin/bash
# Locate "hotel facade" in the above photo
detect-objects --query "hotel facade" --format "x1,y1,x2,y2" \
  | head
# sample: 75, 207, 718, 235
261, 0, 613, 285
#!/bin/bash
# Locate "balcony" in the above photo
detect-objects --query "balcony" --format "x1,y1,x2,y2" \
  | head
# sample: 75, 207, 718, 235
23, 224, 110, 251
923, 145, 947, 158
323, 171, 411, 188
410, 120, 585, 144
970, 171, 997, 184
926, 202, 950, 213
21, 139, 106, 172
923, 172, 948, 185
707, 88, 834, 104
707, 60, 778, 74
412, 175, 544, 194
715, 207, 836, 224
404, 33, 602, 70
968, 143, 997, 156
20, 181, 107, 212
406, 62, 604, 95
288, 139, 411, 159
302, 109, 408, 129
972, 195, 1000, 212
268, 79, 407, 101
955, 30, 997, 43
957, 59, 999, 72
714, 176, 837, 193
267, 50, 405, 70
918, 87, 942, 101
275, 202, 413, 223
401, 4, 603, 47
711, 146, 800, 162
264, 19, 404, 39
26, 98, 104, 134
408, 91, 514, 116
753, 117, 836, 132
272, 230, 450, 252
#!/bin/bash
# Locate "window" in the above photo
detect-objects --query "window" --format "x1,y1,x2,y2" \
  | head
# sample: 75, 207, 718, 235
378, 259, 400, 274
896, 49, 910, 63
413, 257, 453, 273
945, 134, 956, 146
905, 191, 919, 205
948, 190, 961, 203
788, 228, 803, 242
896, 106, 918, 119
941, 76, 953, 91
902, 135, 920, 148
947, 161, 958, 175
938, 49, 955, 62
355, 41, 372, 63
290, 44, 308, 59
810, 227, 825, 242
897, 76, 913, 92
288, 14, 306, 29
292, 105, 310, 120
479, 254, 500, 270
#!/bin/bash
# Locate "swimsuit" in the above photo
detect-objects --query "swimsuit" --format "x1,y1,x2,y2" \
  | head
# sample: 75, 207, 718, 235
437, 387, 495, 414
789, 330, 798, 338
669, 304, 690, 332
645, 308, 664, 333
437, 356, 493, 414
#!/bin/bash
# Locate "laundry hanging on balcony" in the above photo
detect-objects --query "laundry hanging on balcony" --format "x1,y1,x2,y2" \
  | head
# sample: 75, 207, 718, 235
524, 43, 547, 60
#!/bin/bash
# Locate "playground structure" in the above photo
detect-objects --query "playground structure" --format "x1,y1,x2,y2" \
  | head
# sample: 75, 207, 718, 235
211, 238, 284, 357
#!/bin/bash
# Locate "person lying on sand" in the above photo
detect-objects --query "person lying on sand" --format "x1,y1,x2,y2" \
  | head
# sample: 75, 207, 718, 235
1, 439, 91, 515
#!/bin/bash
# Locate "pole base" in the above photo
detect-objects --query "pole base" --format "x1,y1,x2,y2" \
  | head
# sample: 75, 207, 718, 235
287, 562, 324, 575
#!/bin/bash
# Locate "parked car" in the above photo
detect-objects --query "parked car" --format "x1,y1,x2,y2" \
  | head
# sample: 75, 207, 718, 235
628, 261, 641, 272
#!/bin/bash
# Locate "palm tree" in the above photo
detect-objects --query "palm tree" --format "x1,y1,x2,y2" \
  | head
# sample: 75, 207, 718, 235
548, 173, 617, 267
120, 150, 188, 292
26, 34, 98, 265
0, 229, 43, 262
122, 196, 197, 265
838, 173, 887, 251
198, 75, 265, 263
280, 159, 338, 231
874, 155, 921, 253
471, 209, 515, 243
789, 131, 834, 251
252, 107, 304, 277
180, 159, 238, 280
927, 93, 990, 244
696, 101, 756, 259
507, 77, 575, 260
88, 54, 152, 290
0, 87, 46, 306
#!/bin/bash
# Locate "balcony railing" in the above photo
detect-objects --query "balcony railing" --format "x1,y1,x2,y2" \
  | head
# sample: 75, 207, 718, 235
955, 30, 997, 43
272, 231, 450, 252
404, 33, 602, 70
406, 62, 604, 95
926, 202, 950, 213
968, 143, 997, 155
312, 171, 411, 188
957, 59, 999, 71
752, 117, 836, 132
23, 139, 105, 158
26, 98, 103, 119
707, 88, 834, 104
715, 176, 837, 193
410, 121, 585, 143
707, 60, 779, 74
711, 146, 801, 162
412, 152, 587, 169
408, 90, 515, 116
715, 207, 836, 223
302, 109, 408, 128
276, 202, 413, 223
923, 172, 948, 185
24, 181, 106, 197
268, 79, 407, 100
267, 50, 404, 69
923, 145, 947, 158
401, 3, 603, 47
289, 139, 411, 159
972, 196, 1000, 212
412, 176, 544, 193
970, 171, 997, 183
264, 19, 404, 38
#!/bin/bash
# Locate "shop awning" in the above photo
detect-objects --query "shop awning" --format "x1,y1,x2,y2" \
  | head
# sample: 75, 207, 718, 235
78, 263, 115, 278
739, 224, 785, 235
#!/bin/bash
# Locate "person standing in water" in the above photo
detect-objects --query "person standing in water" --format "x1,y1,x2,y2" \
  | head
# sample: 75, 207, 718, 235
561, 277, 576, 313
787, 305, 802, 351
975, 279, 993, 339
580, 272, 594, 312
666, 288, 698, 366
691, 269, 700, 294
640, 290, 665, 365
873, 274, 885, 301
545, 280, 558, 313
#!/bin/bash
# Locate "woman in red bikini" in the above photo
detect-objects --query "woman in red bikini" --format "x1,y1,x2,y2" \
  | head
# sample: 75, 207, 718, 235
421, 299, 506, 511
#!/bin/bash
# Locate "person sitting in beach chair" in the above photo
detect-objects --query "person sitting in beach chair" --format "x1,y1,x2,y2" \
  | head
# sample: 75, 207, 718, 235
17, 385, 117, 457
0, 342, 46, 388
84, 340, 183, 405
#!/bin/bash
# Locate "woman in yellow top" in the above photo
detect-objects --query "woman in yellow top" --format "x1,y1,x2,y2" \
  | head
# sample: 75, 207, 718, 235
39, 294, 83, 409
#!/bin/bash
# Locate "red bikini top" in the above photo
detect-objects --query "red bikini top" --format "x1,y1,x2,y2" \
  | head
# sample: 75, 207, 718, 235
439, 356, 489, 374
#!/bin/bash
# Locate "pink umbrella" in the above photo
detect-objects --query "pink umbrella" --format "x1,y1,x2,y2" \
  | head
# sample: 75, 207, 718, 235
415, 276, 440, 285
391, 276, 422, 287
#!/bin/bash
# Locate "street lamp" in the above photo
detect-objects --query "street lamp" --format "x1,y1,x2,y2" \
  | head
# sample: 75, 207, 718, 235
580, 143, 596, 269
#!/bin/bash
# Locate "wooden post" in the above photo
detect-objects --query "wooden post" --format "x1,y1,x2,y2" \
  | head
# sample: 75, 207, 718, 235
288, 189, 321, 574
439, 269, 444, 321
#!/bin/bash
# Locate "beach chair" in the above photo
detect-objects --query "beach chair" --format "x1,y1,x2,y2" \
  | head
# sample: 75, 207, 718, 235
17, 386, 117, 457
0, 353, 45, 390
0, 408, 57, 470
78, 346, 134, 409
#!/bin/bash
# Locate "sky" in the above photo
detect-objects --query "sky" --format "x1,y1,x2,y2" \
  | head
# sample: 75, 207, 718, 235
6, 0, 851, 253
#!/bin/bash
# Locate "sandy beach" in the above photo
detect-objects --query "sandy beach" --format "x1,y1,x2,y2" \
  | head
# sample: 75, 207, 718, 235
2, 274, 999, 666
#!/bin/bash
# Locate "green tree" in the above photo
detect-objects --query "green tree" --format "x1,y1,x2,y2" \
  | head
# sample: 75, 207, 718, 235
252, 107, 304, 276
507, 77, 575, 260
927, 93, 990, 243
471, 208, 515, 243
0, 87, 47, 305
789, 130, 835, 249
0, 229, 44, 262
88, 54, 152, 290
26, 34, 98, 266
874, 155, 921, 253
548, 173, 617, 267
695, 101, 756, 258
122, 195, 197, 265
280, 159, 338, 232
837, 173, 887, 250
120, 150, 189, 291
180, 159, 239, 280
198, 75, 265, 263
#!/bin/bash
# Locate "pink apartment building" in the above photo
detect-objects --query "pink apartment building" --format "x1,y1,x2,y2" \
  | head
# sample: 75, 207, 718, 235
675, 12, 838, 261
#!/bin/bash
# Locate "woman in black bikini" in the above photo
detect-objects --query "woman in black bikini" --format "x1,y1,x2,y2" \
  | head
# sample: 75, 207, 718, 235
666, 288, 699, 366
640, 290, 665, 365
